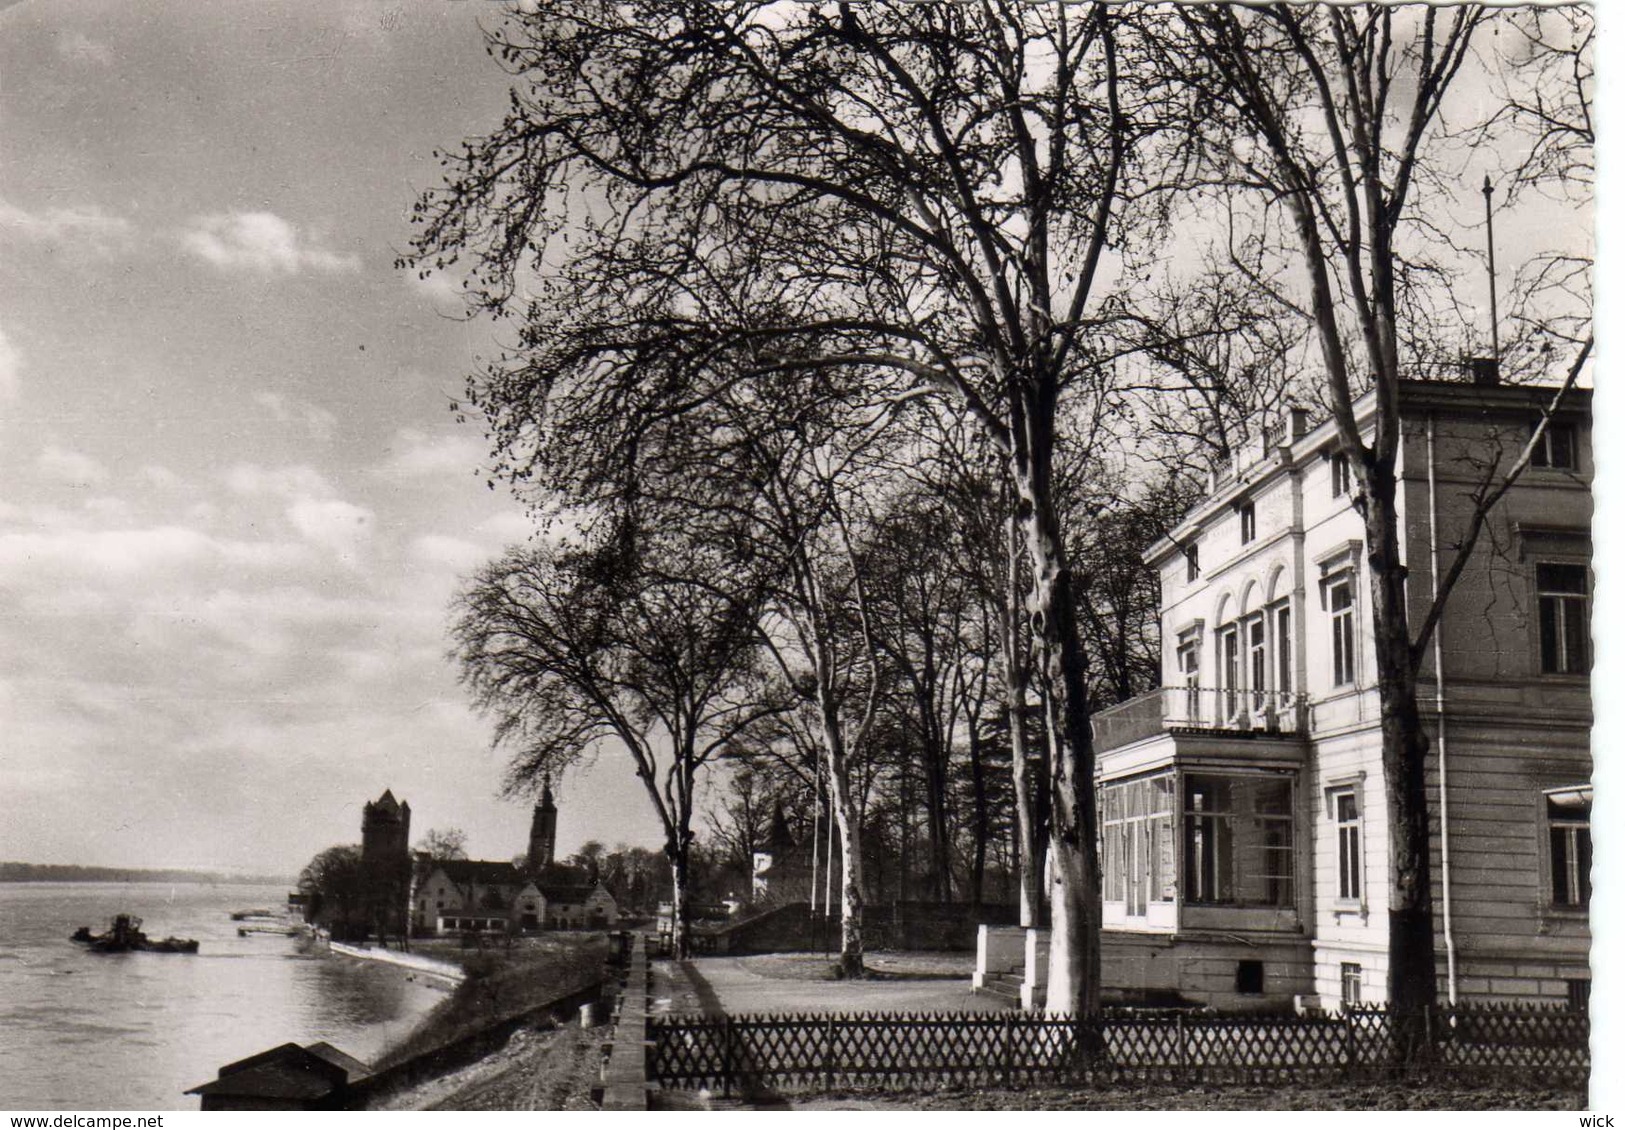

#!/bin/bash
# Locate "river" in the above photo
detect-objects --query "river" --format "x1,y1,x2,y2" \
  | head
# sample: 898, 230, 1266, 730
0, 882, 447, 1110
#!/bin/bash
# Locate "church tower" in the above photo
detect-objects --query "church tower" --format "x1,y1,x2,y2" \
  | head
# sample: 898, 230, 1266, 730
527, 776, 558, 872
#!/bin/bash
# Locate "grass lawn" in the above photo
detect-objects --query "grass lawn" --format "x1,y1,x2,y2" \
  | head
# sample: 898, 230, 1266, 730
738, 950, 974, 982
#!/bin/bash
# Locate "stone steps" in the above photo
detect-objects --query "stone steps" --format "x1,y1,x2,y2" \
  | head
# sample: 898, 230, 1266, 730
974, 972, 1025, 1006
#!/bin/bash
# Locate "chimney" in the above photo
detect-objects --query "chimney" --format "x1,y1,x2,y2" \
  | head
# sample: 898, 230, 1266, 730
1468, 357, 1500, 387
1288, 406, 1311, 440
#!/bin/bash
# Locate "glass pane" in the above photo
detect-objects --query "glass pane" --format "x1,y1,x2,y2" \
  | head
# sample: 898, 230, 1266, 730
1347, 828, 1359, 898
1551, 425, 1576, 469
1538, 564, 1588, 594
1562, 600, 1588, 672
1551, 828, 1571, 905
1337, 793, 1359, 822
1579, 828, 1593, 907
1153, 815, 1177, 901
1540, 597, 1561, 672
1330, 580, 1352, 612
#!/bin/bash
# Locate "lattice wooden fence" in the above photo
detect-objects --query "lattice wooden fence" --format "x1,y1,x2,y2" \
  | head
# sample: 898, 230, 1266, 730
648, 1003, 1587, 1096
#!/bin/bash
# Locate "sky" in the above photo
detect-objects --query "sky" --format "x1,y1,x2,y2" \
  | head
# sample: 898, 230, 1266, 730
0, 1, 1608, 882
0, 0, 666, 874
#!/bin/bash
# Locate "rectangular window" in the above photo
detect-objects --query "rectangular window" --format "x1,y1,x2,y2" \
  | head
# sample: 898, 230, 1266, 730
1329, 577, 1356, 687
1567, 979, 1591, 1013
1546, 789, 1592, 909
1537, 563, 1589, 675
1275, 604, 1293, 694
1331, 452, 1352, 498
1220, 626, 1240, 719
1178, 637, 1200, 723
1186, 543, 1199, 583
1341, 963, 1363, 1006
1333, 790, 1362, 902
1531, 422, 1578, 470
1236, 960, 1264, 995
1248, 617, 1267, 710
1240, 502, 1257, 544
1183, 774, 1294, 907
1100, 775, 1176, 914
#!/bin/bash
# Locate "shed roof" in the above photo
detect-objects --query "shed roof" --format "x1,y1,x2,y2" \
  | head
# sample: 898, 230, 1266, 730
186, 1043, 354, 1099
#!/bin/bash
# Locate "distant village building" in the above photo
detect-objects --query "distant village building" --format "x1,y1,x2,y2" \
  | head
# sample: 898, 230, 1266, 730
402, 777, 619, 935
752, 803, 814, 905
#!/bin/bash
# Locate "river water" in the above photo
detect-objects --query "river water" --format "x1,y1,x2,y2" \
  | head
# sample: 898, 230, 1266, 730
0, 882, 447, 1110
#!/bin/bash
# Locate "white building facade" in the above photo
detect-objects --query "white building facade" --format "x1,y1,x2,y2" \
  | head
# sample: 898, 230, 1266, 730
1092, 378, 1591, 1011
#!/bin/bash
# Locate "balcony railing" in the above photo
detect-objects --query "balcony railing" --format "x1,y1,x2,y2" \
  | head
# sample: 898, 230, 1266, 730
1093, 686, 1309, 752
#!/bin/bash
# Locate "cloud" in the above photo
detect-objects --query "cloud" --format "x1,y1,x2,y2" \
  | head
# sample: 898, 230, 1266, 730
254, 391, 338, 442
225, 462, 335, 501
287, 497, 374, 562
0, 199, 134, 255
180, 211, 359, 275
410, 534, 488, 574
0, 323, 18, 401
36, 444, 108, 488
381, 428, 489, 478
406, 269, 468, 306
57, 31, 113, 66
141, 465, 185, 490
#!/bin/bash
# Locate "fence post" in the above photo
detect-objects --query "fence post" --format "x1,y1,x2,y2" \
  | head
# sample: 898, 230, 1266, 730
824, 1015, 836, 1092
1422, 1005, 1433, 1078
1176, 1013, 1188, 1084
1343, 1011, 1357, 1081
721, 1016, 732, 1100
1002, 1014, 1013, 1089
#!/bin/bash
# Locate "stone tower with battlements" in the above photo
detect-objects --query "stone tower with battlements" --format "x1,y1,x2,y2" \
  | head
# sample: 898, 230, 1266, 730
361, 788, 411, 938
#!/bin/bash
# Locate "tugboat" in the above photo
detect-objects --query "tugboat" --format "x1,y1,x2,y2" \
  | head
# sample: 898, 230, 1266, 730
70, 913, 199, 954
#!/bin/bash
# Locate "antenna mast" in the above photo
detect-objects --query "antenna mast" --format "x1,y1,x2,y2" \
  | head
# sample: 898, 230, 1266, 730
1482, 174, 1500, 361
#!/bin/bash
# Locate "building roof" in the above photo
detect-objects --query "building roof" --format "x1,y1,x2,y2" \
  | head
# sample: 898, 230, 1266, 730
186, 1043, 355, 1099
304, 1042, 371, 1081
1150, 377, 1593, 565
435, 859, 524, 887
540, 884, 599, 904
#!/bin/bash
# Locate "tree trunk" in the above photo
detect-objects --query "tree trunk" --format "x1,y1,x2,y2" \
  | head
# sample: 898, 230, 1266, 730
969, 721, 989, 905
1363, 467, 1438, 1021
1004, 511, 1043, 929
922, 732, 953, 901
830, 768, 866, 978
1015, 438, 1102, 1019
817, 693, 866, 977
668, 849, 690, 961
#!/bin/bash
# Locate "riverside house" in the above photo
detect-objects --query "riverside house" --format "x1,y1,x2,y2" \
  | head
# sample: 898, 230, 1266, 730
1089, 374, 1591, 1011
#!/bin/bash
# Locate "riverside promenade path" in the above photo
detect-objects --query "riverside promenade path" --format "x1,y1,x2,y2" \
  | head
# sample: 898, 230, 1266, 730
678, 953, 1008, 1016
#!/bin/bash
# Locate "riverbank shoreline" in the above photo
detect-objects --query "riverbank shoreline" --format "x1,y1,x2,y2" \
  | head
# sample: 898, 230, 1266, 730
328, 940, 466, 984
351, 934, 613, 1109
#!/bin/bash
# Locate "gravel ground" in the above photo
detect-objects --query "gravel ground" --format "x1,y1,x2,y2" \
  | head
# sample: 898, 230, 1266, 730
373, 1022, 607, 1111
699, 1081, 1583, 1111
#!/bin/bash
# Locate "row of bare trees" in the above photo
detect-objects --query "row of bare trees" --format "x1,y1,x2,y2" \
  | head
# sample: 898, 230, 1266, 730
408, 4, 1591, 1017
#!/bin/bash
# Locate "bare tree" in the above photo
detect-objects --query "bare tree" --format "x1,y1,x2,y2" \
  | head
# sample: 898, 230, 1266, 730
414, 828, 469, 862
451, 535, 782, 958
406, 1, 1195, 1016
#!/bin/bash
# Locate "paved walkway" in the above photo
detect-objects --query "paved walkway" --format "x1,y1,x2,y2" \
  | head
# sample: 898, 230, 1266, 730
679, 955, 1008, 1016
